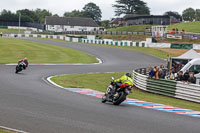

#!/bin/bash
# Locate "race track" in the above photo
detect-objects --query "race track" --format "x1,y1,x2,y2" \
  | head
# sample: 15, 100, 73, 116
0, 38, 199, 133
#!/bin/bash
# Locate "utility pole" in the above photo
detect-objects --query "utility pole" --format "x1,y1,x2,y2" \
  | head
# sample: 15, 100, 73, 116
18, 12, 21, 34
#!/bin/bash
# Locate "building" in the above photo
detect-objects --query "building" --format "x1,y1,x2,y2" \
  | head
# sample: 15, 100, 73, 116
109, 18, 125, 27
45, 16, 100, 32
123, 14, 171, 25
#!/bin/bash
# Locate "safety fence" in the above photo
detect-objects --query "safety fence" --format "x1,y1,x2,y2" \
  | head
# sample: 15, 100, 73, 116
133, 69, 200, 103
7, 33, 200, 50
40, 31, 152, 36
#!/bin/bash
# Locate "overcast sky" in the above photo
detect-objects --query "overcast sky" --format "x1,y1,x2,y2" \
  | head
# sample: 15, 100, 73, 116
0, 0, 199, 20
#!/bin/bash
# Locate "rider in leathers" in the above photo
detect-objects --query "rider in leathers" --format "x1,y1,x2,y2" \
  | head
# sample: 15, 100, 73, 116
108, 73, 133, 94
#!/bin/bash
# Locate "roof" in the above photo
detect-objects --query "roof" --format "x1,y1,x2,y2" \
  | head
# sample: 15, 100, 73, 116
170, 16, 181, 23
45, 16, 99, 27
172, 49, 200, 59
123, 14, 170, 21
109, 18, 124, 24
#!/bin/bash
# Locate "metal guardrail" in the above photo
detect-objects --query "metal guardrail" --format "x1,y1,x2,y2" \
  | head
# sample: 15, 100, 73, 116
133, 69, 200, 103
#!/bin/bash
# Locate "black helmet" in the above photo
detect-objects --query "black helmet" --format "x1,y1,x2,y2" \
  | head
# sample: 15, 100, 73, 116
125, 73, 132, 78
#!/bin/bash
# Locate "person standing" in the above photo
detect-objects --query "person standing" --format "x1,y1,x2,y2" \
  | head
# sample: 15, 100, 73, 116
188, 74, 196, 84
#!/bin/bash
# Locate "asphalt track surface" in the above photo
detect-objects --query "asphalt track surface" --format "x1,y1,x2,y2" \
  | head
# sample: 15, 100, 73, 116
0, 38, 200, 133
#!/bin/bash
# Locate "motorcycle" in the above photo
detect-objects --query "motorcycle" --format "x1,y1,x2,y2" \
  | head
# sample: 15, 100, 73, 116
102, 77, 133, 105
15, 62, 26, 73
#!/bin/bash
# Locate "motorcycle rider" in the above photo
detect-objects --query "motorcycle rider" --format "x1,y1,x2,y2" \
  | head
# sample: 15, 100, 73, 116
18, 57, 29, 69
108, 73, 133, 94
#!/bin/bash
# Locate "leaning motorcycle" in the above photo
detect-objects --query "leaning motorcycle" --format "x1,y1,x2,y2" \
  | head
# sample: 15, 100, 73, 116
15, 63, 26, 73
102, 77, 133, 105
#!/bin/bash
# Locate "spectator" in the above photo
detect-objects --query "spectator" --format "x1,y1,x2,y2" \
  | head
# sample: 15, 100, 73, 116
183, 69, 190, 81
175, 71, 184, 81
149, 67, 156, 78
176, 28, 179, 34
181, 29, 185, 34
155, 66, 160, 79
166, 69, 175, 80
188, 74, 196, 84
158, 69, 165, 79
160, 64, 165, 69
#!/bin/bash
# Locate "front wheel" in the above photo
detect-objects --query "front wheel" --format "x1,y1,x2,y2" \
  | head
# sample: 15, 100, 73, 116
101, 94, 107, 103
15, 65, 22, 73
113, 92, 126, 105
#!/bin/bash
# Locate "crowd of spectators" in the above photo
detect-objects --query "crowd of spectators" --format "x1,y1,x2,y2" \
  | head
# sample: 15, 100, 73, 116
149, 65, 166, 79
169, 28, 185, 34
148, 65, 196, 84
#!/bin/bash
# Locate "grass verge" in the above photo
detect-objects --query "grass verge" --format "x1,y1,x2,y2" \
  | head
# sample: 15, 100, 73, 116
107, 25, 152, 32
51, 72, 200, 111
100, 34, 150, 41
0, 128, 16, 133
0, 37, 97, 64
0, 28, 24, 34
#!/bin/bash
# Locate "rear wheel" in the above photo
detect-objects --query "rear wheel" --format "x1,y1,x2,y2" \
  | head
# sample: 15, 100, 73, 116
113, 92, 126, 105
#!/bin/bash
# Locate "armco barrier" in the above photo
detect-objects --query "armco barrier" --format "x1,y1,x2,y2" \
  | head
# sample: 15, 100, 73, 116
133, 70, 200, 103
176, 82, 200, 103
133, 71, 148, 91
147, 78, 177, 97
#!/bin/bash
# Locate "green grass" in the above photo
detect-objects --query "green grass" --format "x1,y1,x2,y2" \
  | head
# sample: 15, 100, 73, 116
107, 21, 200, 33
122, 46, 175, 59
0, 28, 24, 34
107, 25, 152, 32
0, 37, 97, 64
84, 42, 175, 59
168, 21, 200, 33
100, 34, 150, 41
51, 72, 200, 111
0, 128, 15, 133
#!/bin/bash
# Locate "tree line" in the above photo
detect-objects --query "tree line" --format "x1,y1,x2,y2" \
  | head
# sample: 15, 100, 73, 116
0, 0, 199, 26
0, 9, 52, 24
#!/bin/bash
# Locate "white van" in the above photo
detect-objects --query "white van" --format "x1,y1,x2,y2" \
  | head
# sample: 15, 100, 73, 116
180, 58, 200, 74
180, 58, 200, 84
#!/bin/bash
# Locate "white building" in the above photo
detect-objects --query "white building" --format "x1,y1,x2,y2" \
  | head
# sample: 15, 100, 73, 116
45, 16, 100, 32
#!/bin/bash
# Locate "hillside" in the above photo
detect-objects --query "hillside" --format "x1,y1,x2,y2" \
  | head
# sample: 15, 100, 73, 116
107, 25, 152, 32
168, 21, 200, 33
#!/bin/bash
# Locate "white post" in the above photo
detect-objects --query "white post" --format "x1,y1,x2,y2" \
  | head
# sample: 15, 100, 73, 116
18, 12, 21, 34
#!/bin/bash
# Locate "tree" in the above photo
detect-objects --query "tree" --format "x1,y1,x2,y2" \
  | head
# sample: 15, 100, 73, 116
16, 9, 37, 22
100, 20, 110, 28
164, 11, 182, 21
53, 14, 59, 17
113, 0, 150, 16
196, 9, 200, 21
63, 10, 84, 17
34, 9, 52, 24
0, 10, 18, 21
182, 8, 195, 21
82, 2, 102, 22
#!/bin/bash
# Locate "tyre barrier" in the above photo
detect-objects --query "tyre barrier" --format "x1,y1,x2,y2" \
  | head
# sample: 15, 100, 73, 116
133, 70, 200, 103
7, 33, 200, 50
